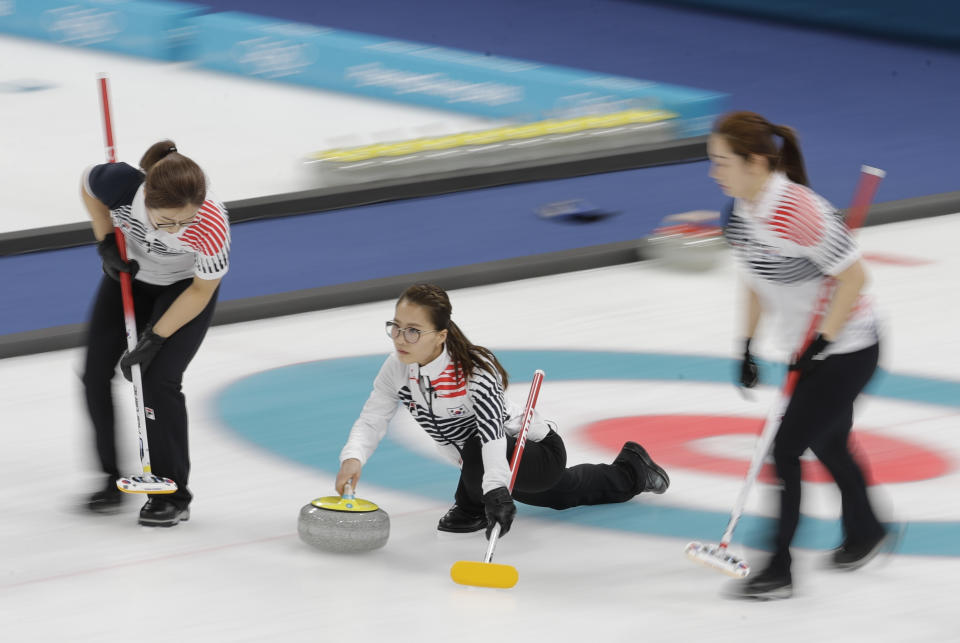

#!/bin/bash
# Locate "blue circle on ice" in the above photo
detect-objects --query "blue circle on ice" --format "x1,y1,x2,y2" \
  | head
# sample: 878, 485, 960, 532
217, 350, 960, 557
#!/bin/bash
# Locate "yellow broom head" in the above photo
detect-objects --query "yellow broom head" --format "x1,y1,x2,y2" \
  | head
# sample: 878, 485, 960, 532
450, 561, 519, 589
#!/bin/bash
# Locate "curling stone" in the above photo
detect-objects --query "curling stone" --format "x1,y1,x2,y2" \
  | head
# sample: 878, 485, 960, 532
641, 210, 726, 271
297, 483, 389, 553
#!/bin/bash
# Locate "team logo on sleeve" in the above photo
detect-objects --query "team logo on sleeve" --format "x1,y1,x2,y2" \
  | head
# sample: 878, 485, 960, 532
447, 405, 467, 418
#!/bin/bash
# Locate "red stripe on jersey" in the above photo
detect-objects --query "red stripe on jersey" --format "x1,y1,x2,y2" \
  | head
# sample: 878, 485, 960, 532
768, 185, 824, 247
181, 200, 229, 256
433, 364, 467, 398
199, 201, 229, 237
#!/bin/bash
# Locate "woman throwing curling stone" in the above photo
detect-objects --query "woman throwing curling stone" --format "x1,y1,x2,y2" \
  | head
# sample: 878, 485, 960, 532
81, 140, 230, 527
709, 111, 888, 599
335, 283, 669, 539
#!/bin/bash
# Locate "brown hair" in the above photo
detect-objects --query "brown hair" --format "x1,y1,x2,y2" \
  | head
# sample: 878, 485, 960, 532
398, 283, 509, 388
712, 111, 809, 186
139, 140, 206, 209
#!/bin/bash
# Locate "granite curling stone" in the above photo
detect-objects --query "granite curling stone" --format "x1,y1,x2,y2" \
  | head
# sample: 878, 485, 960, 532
297, 485, 389, 553
641, 211, 726, 272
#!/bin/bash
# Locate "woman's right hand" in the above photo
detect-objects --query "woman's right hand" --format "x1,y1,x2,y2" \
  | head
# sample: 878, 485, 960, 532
97, 232, 140, 282
335, 458, 362, 495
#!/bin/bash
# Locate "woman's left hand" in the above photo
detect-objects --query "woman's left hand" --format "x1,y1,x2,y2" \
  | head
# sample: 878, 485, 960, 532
789, 333, 831, 377
120, 325, 166, 381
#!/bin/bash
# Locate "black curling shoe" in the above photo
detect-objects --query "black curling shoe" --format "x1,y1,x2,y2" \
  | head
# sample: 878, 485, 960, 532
437, 504, 487, 533
139, 497, 190, 527
87, 476, 124, 515
616, 441, 670, 494
733, 566, 793, 601
831, 529, 892, 571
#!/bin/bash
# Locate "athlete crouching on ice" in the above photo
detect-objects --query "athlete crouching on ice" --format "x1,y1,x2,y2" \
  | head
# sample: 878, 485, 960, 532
335, 283, 669, 537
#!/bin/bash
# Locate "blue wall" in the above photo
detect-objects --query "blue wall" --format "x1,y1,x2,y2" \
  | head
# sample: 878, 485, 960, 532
644, 0, 960, 48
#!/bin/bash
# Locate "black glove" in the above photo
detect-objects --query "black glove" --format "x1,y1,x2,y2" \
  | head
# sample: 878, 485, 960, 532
120, 325, 166, 381
483, 486, 516, 540
738, 338, 759, 388
789, 334, 831, 377
97, 232, 139, 281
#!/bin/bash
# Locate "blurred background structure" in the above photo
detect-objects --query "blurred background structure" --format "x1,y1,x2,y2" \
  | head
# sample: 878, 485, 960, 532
1, 1, 958, 640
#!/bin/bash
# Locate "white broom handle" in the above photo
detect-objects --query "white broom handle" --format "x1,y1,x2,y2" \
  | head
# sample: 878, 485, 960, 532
720, 387, 789, 546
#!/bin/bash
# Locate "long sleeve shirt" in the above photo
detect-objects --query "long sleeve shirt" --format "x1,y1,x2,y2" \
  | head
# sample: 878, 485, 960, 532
339, 348, 549, 494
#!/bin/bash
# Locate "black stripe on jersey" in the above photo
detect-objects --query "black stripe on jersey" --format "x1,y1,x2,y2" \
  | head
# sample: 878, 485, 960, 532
468, 370, 507, 443
113, 205, 231, 274
818, 214, 857, 267
724, 210, 854, 284
112, 206, 156, 252
398, 388, 477, 446
196, 252, 229, 276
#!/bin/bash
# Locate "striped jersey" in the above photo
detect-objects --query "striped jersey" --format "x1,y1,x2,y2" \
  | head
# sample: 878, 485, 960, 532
340, 349, 551, 493
83, 162, 231, 285
722, 172, 879, 356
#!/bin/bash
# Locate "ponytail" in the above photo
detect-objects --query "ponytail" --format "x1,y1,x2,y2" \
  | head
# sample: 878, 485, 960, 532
713, 111, 810, 186
769, 124, 809, 186
445, 320, 510, 388
140, 139, 179, 172
139, 140, 206, 209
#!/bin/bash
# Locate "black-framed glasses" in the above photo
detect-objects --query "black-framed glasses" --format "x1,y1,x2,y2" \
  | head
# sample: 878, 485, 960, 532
385, 321, 440, 344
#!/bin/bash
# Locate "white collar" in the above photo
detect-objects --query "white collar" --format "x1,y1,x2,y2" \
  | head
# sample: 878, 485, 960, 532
737, 171, 788, 219
411, 346, 451, 381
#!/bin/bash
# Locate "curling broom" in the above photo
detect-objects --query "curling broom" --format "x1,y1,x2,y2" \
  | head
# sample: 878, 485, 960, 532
98, 74, 177, 494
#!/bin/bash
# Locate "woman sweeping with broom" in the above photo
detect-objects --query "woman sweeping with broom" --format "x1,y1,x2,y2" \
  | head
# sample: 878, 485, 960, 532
707, 111, 889, 599
335, 283, 670, 539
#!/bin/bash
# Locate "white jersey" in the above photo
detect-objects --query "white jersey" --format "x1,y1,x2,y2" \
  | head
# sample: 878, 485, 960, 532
83, 162, 230, 286
723, 172, 879, 356
339, 349, 551, 494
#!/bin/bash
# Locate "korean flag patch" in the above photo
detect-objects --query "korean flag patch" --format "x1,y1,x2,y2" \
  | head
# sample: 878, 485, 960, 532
448, 405, 466, 418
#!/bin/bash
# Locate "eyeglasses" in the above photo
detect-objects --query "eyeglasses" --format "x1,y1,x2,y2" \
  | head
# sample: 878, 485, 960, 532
385, 321, 441, 344
154, 217, 197, 230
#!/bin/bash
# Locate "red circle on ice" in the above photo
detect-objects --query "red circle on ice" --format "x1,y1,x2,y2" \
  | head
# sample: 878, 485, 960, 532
584, 415, 951, 484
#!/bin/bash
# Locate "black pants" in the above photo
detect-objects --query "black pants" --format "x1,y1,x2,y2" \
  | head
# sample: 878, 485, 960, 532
769, 342, 883, 571
82, 275, 218, 508
455, 430, 638, 511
